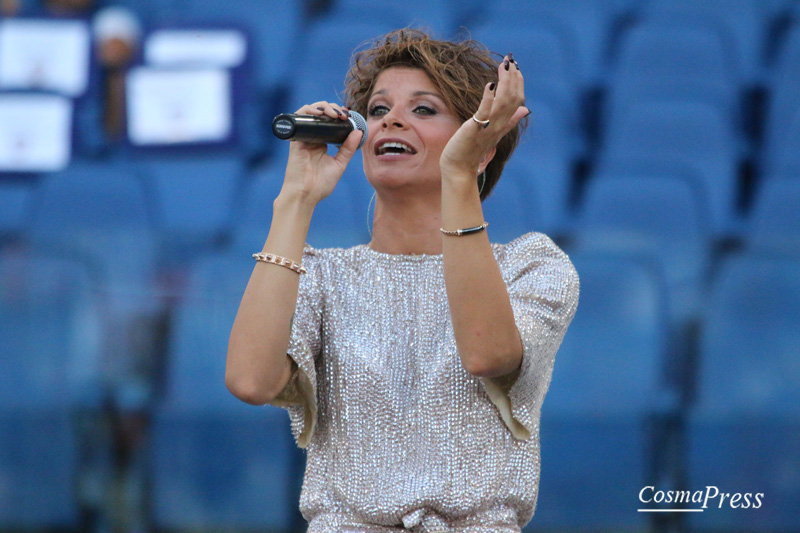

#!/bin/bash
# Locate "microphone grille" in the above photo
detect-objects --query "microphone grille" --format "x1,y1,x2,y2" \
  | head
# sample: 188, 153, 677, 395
348, 110, 368, 149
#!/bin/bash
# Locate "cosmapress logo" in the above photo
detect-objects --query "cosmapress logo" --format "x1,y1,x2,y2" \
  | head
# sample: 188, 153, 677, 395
638, 486, 764, 513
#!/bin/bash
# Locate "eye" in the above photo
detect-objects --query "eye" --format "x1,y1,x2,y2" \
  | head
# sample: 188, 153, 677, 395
414, 105, 437, 116
368, 104, 389, 117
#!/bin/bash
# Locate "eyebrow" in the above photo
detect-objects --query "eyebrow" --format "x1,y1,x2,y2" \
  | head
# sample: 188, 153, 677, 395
370, 89, 445, 100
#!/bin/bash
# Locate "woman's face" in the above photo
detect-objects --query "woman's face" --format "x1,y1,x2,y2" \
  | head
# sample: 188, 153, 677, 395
362, 67, 462, 194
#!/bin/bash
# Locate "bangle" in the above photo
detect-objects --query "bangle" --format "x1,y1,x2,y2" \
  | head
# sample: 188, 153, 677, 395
440, 221, 489, 237
252, 252, 307, 274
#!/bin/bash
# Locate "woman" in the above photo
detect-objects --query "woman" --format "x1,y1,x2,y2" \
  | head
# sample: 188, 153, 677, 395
227, 29, 579, 532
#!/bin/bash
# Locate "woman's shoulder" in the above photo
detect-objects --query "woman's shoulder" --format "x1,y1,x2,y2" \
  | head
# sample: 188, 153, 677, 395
493, 232, 579, 283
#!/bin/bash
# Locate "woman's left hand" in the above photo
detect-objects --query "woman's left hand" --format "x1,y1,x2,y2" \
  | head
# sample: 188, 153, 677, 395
439, 54, 529, 180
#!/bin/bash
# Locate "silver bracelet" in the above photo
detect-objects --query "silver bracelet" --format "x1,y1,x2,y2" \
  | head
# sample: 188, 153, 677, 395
440, 221, 489, 237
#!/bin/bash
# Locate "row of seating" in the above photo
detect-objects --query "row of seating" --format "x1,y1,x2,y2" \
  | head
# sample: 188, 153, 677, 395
2, 244, 798, 530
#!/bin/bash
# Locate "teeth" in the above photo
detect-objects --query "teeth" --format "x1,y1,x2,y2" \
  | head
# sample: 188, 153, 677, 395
378, 142, 414, 155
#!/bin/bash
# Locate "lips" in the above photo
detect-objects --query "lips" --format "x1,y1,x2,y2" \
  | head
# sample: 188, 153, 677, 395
374, 138, 418, 156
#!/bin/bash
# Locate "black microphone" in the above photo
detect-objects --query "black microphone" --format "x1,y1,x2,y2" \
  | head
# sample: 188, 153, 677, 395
272, 111, 368, 149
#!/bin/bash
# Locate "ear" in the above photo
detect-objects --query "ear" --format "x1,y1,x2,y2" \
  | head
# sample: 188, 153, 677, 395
478, 145, 497, 174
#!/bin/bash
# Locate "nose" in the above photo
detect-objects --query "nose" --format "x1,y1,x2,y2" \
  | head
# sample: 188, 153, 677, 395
381, 108, 406, 130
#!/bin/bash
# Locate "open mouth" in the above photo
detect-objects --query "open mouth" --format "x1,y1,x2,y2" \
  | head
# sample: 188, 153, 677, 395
375, 141, 418, 156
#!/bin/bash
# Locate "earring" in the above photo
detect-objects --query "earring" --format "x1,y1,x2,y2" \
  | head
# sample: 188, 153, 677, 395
478, 171, 487, 197
366, 191, 376, 239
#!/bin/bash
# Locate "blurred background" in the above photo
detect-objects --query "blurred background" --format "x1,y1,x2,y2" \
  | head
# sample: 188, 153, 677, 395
1, 0, 799, 531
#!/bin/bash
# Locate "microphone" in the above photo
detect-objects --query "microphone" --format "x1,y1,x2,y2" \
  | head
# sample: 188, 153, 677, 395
272, 111, 368, 149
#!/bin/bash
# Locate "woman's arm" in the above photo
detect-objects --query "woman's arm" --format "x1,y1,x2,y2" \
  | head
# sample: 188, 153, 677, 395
226, 102, 362, 405
440, 55, 529, 378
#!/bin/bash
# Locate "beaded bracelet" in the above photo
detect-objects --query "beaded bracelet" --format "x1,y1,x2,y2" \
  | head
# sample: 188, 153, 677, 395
440, 221, 489, 237
252, 252, 307, 274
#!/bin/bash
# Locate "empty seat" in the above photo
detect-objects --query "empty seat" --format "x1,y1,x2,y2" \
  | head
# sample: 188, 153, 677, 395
606, 23, 740, 129
599, 100, 740, 237
28, 160, 162, 410
762, 28, 800, 179
493, 0, 619, 87
138, 153, 245, 253
287, 20, 396, 113
470, 23, 582, 132
0, 178, 35, 240
571, 173, 712, 327
327, 0, 454, 38
150, 251, 303, 530
745, 177, 800, 255
0, 252, 102, 529
481, 163, 544, 245
640, 0, 769, 84
534, 252, 671, 530
687, 254, 800, 530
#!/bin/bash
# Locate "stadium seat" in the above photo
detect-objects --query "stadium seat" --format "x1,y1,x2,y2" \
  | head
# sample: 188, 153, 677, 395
0, 252, 102, 529
481, 162, 544, 245
598, 100, 741, 237
138, 153, 245, 254
328, 0, 454, 38
606, 24, 740, 130
687, 254, 800, 530
533, 252, 671, 530
762, 28, 800, 179
640, 0, 769, 84
287, 20, 396, 112
470, 23, 582, 133
570, 173, 712, 328
149, 251, 304, 531
28, 160, 162, 409
745, 177, 800, 255
0, 178, 35, 240
492, 0, 619, 87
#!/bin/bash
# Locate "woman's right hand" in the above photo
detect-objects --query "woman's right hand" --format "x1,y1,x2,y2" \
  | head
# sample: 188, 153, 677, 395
281, 101, 364, 206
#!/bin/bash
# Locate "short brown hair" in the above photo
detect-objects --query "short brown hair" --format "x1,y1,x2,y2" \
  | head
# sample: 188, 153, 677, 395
344, 28, 526, 201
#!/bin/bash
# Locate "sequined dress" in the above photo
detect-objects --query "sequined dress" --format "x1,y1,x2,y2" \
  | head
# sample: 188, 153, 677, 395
270, 232, 579, 532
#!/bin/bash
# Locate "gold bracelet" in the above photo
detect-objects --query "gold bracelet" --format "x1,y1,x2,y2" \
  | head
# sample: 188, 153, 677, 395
252, 252, 307, 274
440, 221, 489, 237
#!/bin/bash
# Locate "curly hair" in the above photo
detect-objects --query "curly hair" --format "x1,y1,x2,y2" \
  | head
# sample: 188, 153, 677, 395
343, 28, 527, 201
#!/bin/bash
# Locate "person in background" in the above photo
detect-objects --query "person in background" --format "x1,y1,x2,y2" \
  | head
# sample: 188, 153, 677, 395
227, 29, 579, 531
92, 5, 140, 141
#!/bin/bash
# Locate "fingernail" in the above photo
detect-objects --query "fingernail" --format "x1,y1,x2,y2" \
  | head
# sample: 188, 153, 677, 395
504, 60, 510, 71
489, 82, 496, 91
508, 52, 515, 62
335, 109, 342, 117
316, 106, 325, 111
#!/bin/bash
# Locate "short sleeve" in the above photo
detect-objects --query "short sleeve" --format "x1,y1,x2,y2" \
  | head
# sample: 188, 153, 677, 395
268, 244, 323, 448
483, 233, 580, 440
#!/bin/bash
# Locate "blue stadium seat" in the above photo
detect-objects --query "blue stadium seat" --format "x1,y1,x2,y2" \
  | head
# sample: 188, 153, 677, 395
328, 0, 454, 38
469, 23, 582, 133
687, 254, 800, 531
287, 20, 396, 112
763, 28, 800, 179
0, 252, 102, 529
492, 0, 619, 87
481, 163, 544, 245
533, 252, 671, 530
177, 0, 303, 95
150, 251, 303, 531
606, 24, 740, 129
138, 153, 245, 253
599, 100, 740, 237
745, 177, 800, 256
571, 173, 712, 327
0, 178, 35, 240
510, 100, 577, 235
640, 0, 769, 84
28, 160, 162, 409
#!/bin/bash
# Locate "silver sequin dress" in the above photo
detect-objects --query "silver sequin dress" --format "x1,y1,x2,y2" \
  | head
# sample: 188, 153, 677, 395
270, 232, 579, 532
